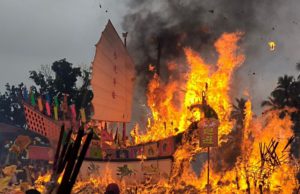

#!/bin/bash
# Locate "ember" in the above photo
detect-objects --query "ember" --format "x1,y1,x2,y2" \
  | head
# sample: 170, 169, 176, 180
268, 41, 276, 51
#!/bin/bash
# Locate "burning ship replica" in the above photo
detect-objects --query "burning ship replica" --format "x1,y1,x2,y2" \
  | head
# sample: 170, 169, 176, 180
21, 20, 299, 193
22, 20, 218, 187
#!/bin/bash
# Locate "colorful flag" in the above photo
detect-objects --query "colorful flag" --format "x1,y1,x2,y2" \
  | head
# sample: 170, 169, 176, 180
22, 87, 28, 101
54, 106, 58, 120
46, 93, 51, 103
45, 93, 51, 116
80, 108, 86, 123
70, 104, 76, 120
46, 102, 51, 116
54, 96, 59, 107
30, 90, 36, 106
37, 96, 43, 112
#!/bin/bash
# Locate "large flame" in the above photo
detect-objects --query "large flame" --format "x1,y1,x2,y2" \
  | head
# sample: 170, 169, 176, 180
126, 31, 298, 193
134, 32, 245, 144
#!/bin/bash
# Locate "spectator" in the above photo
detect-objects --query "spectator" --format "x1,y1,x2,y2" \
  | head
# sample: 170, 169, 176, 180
25, 189, 41, 194
105, 183, 120, 194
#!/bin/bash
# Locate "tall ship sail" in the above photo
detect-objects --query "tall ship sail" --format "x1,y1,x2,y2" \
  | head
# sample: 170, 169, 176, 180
91, 20, 135, 123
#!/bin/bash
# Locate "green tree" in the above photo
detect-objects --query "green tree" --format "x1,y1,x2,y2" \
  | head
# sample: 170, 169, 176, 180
0, 59, 93, 127
51, 59, 81, 95
29, 59, 93, 119
261, 74, 300, 158
0, 83, 26, 127
261, 75, 295, 110
29, 64, 55, 95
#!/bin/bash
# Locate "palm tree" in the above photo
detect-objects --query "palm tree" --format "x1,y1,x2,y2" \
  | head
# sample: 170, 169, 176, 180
231, 98, 247, 129
262, 73, 300, 158
261, 75, 295, 110
276, 75, 294, 105
261, 96, 281, 110
210, 98, 248, 188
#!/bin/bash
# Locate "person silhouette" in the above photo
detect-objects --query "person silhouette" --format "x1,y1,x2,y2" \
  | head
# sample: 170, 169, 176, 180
105, 183, 120, 194
25, 189, 41, 194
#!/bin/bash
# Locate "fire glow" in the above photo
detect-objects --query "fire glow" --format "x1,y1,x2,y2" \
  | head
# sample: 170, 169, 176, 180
33, 32, 298, 193
133, 32, 245, 144
126, 32, 297, 193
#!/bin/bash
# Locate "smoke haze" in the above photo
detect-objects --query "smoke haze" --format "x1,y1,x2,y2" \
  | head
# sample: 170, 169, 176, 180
122, 0, 300, 124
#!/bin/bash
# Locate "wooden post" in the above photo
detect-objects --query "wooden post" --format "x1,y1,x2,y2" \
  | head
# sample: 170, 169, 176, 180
207, 146, 210, 194
122, 32, 128, 48
156, 37, 162, 75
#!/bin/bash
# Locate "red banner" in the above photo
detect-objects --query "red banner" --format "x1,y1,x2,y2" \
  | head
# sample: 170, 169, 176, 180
198, 118, 219, 147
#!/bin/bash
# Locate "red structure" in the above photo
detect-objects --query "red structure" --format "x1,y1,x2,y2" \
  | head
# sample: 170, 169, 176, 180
28, 145, 53, 160
23, 102, 61, 140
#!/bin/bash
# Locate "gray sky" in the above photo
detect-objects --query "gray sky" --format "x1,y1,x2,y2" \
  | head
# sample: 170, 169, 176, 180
0, 0, 300, 114
234, 0, 300, 112
0, 0, 128, 90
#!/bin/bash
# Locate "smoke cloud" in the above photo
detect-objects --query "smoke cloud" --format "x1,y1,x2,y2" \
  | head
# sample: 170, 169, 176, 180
122, 0, 290, 126
122, 0, 300, 172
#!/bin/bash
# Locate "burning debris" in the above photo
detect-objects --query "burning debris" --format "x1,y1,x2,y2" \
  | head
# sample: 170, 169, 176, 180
268, 41, 276, 51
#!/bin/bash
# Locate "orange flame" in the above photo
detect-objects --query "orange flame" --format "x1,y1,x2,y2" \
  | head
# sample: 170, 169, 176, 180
8, 30, 299, 193
134, 32, 245, 144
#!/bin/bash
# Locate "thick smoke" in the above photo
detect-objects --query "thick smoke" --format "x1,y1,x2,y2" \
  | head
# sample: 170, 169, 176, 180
122, 0, 279, 76
122, 0, 283, 127
121, 0, 291, 172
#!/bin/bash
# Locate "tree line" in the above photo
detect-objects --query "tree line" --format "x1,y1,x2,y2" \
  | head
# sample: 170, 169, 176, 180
0, 59, 93, 128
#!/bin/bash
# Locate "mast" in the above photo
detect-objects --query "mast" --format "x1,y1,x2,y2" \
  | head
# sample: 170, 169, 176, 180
156, 37, 162, 75
122, 31, 129, 141
122, 32, 128, 48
